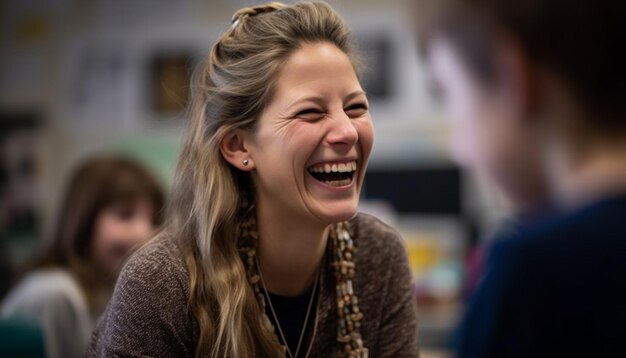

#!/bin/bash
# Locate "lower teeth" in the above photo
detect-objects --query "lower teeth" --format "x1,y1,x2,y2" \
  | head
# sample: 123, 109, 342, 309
323, 178, 352, 187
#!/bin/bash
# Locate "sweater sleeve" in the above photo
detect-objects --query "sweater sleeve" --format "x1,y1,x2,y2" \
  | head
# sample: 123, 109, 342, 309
373, 230, 420, 357
86, 241, 196, 358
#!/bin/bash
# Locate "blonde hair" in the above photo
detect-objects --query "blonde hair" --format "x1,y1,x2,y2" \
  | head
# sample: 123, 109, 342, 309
165, 2, 362, 357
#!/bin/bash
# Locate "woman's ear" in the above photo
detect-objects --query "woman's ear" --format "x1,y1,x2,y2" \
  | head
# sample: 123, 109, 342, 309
219, 128, 255, 171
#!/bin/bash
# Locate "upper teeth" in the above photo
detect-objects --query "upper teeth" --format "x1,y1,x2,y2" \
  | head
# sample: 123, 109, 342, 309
308, 160, 357, 173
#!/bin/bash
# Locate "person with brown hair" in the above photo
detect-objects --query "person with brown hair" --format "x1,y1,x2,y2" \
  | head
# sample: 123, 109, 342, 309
415, 0, 626, 357
88, 2, 419, 358
1, 155, 164, 358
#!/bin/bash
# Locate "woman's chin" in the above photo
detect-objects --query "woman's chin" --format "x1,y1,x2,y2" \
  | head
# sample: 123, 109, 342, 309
312, 202, 359, 224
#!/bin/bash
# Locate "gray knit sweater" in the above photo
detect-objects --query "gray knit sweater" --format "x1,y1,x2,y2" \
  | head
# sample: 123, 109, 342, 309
87, 213, 419, 357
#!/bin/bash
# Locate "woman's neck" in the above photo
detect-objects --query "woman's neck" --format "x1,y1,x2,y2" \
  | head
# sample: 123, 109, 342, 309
255, 205, 329, 297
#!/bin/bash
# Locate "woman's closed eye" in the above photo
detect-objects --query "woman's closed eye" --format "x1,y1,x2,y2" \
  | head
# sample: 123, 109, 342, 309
295, 108, 326, 121
294, 102, 368, 121
344, 103, 368, 118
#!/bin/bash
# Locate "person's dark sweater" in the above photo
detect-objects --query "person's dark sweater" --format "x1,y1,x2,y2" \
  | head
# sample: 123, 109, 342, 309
456, 193, 626, 358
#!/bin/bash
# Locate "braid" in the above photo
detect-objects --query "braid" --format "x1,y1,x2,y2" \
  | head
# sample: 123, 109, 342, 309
231, 2, 286, 29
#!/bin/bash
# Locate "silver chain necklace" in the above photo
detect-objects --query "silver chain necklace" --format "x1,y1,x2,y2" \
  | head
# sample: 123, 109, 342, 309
256, 258, 320, 358
238, 199, 368, 357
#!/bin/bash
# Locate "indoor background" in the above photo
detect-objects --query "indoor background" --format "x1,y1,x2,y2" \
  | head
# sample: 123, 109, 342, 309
0, 1, 510, 357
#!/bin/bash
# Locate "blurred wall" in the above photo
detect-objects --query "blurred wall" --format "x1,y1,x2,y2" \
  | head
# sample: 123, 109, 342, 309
2, 0, 475, 228
1, 2, 512, 353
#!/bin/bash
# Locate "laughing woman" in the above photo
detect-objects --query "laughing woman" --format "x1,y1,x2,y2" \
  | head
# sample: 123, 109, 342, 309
87, 2, 418, 357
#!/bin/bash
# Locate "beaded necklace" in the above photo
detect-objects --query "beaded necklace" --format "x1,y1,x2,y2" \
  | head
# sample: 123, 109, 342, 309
237, 201, 368, 357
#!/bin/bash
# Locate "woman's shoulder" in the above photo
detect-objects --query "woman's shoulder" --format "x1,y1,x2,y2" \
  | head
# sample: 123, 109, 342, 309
117, 232, 189, 295
88, 233, 197, 357
104, 232, 191, 321
346, 213, 419, 355
350, 212, 407, 262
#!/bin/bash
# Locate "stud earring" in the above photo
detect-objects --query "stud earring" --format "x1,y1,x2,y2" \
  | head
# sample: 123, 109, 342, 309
243, 159, 249, 166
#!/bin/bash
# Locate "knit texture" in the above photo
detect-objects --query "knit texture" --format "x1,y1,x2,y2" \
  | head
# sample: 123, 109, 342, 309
87, 213, 419, 357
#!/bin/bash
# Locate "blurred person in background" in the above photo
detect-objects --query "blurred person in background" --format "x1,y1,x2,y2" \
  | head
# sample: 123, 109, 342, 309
1, 155, 164, 358
88, 2, 418, 358
416, 0, 626, 357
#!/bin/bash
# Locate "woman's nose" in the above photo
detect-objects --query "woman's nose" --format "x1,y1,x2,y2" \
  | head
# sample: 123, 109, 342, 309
326, 112, 359, 149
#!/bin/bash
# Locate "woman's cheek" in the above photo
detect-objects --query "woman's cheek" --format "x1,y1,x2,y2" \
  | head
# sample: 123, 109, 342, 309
356, 117, 374, 155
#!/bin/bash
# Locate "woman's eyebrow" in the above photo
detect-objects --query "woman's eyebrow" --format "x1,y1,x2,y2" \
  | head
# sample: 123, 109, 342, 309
286, 95, 326, 109
344, 90, 367, 102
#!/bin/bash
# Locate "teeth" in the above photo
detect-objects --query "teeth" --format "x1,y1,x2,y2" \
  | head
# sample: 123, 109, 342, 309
308, 160, 358, 174
323, 178, 352, 187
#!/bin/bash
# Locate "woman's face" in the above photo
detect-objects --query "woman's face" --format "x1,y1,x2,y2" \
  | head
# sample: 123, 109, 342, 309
90, 199, 155, 276
246, 42, 373, 225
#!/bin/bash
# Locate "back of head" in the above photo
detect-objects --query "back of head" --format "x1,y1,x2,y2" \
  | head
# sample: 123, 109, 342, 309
416, 0, 626, 132
167, 2, 361, 357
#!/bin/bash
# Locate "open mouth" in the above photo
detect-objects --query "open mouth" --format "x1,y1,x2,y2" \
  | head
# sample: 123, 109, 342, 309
307, 160, 358, 187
